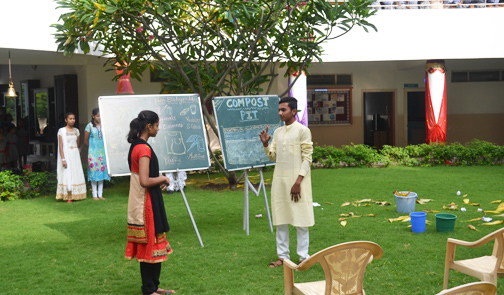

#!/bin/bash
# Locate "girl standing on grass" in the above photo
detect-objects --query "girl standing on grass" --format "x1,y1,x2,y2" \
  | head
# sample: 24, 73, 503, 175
125, 110, 175, 295
84, 108, 110, 200
0, 130, 6, 170
56, 112, 86, 203
6, 124, 19, 170
17, 119, 29, 168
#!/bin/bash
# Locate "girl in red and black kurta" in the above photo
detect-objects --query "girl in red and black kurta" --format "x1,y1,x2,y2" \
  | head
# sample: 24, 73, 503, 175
126, 110, 175, 295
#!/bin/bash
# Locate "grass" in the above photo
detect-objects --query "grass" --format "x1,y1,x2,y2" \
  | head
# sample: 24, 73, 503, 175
1, 166, 504, 294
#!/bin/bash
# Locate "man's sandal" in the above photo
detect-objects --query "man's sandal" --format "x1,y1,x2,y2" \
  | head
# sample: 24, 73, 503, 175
268, 258, 283, 268
157, 288, 176, 294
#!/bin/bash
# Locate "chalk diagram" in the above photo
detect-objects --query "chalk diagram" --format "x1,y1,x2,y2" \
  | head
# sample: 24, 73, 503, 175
186, 134, 206, 153
164, 131, 186, 155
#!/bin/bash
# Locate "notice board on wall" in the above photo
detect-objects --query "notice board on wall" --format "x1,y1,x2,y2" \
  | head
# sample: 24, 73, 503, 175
212, 95, 283, 171
307, 87, 352, 125
99, 94, 211, 176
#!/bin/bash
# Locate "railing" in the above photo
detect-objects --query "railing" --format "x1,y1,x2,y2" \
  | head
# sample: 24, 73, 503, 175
368, 0, 503, 9
328, 0, 503, 8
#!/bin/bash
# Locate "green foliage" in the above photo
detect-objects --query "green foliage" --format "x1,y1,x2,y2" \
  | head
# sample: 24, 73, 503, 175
0, 170, 57, 201
313, 140, 504, 168
313, 145, 343, 168
210, 149, 224, 172
35, 92, 49, 119
314, 144, 380, 167
464, 139, 504, 165
21, 170, 57, 199
2, 167, 504, 294
0, 171, 24, 201
341, 143, 379, 167
379, 145, 418, 167
53, 0, 376, 99
52, 0, 376, 185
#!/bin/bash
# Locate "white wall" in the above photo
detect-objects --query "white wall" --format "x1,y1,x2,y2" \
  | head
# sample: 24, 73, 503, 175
322, 8, 504, 62
1, 1, 503, 62
80, 65, 164, 124
0, 64, 78, 88
1, 1, 65, 52
307, 59, 504, 116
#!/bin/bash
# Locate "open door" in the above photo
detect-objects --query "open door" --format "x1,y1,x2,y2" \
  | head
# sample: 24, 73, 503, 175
363, 92, 394, 149
407, 91, 426, 145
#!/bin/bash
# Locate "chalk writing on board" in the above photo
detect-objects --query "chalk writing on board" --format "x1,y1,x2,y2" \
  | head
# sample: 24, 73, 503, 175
99, 94, 211, 176
213, 95, 282, 171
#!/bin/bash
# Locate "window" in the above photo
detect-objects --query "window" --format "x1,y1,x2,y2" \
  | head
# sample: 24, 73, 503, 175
452, 70, 503, 82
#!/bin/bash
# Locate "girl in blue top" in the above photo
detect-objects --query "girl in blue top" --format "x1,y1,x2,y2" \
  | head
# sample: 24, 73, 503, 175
84, 108, 111, 200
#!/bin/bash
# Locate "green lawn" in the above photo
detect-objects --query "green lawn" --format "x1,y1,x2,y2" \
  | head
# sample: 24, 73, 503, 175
1, 166, 504, 294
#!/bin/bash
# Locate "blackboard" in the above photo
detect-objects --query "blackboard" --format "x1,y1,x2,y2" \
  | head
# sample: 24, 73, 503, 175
213, 95, 283, 171
99, 94, 211, 176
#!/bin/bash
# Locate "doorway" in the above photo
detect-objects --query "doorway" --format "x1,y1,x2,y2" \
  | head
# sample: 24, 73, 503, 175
407, 91, 426, 145
363, 92, 395, 149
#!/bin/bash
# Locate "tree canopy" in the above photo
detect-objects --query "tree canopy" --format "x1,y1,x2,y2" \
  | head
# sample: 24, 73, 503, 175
53, 0, 375, 97
53, 0, 376, 184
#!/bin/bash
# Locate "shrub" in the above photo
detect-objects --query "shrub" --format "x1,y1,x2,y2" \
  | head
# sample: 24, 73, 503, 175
0, 170, 24, 201
380, 145, 418, 167
210, 149, 224, 172
313, 145, 345, 168
0, 170, 58, 201
465, 139, 504, 165
21, 170, 57, 199
312, 140, 504, 168
341, 144, 380, 167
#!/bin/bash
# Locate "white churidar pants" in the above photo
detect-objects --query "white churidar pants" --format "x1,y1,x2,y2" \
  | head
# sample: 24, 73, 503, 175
276, 224, 309, 261
91, 180, 104, 198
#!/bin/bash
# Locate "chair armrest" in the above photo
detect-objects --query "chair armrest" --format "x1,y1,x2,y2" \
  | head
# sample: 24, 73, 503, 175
447, 235, 497, 248
283, 259, 299, 270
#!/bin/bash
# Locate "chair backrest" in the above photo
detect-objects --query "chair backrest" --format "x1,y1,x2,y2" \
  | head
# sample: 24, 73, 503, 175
436, 281, 496, 295
490, 228, 504, 273
299, 241, 383, 295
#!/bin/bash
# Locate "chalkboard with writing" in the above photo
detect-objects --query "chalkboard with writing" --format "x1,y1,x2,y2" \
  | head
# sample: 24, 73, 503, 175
213, 95, 282, 171
99, 94, 211, 176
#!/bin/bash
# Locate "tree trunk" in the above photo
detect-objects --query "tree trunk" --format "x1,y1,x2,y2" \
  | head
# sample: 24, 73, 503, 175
228, 171, 238, 190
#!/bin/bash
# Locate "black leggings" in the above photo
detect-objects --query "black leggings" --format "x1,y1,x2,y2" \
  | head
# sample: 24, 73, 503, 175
140, 262, 161, 295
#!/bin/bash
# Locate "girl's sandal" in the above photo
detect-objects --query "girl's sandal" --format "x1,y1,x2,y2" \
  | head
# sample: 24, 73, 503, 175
157, 289, 176, 294
268, 258, 283, 268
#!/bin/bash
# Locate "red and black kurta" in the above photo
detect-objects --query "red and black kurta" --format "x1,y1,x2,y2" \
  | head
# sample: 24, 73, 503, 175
125, 142, 172, 263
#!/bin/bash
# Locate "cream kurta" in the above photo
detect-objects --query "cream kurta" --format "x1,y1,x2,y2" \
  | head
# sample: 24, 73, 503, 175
264, 121, 314, 227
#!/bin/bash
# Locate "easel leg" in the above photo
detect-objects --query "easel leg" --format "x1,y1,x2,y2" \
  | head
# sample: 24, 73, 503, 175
243, 170, 250, 235
177, 176, 205, 247
259, 170, 273, 232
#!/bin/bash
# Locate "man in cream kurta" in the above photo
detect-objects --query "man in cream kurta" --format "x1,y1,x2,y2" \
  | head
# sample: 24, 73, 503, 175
260, 97, 314, 267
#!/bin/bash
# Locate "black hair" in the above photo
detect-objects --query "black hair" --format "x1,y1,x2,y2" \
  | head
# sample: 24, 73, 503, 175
91, 108, 99, 127
64, 112, 75, 125
279, 96, 297, 111
7, 123, 16, 133
127, 110, 159, 143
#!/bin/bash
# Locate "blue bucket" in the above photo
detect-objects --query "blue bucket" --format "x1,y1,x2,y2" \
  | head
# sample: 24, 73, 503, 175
410, 211, 427, 233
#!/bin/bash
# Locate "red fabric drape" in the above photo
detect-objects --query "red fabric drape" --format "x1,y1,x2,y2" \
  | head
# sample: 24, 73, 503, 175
425, 68, 447, 144
115, 62, 134, 95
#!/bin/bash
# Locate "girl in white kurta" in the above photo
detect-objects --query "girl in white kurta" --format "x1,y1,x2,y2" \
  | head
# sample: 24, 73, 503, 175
56, 113, 87, 202
260, 97, 314, 267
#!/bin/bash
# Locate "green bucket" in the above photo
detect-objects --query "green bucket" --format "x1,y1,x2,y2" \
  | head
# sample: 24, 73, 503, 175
435, 213, 457, 232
